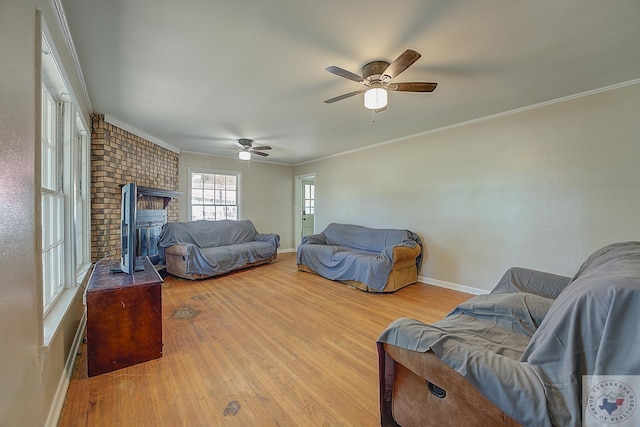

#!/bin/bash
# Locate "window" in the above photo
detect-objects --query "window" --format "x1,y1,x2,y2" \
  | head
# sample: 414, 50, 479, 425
40, 30, 91, 317
304, 183, 315, 215
75, 117, 90, 270
41, 83, 65, 312
189, 168, 240, 221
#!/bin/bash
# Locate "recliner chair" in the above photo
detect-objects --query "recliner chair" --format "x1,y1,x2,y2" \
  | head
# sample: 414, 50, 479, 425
378, 242, 640, 426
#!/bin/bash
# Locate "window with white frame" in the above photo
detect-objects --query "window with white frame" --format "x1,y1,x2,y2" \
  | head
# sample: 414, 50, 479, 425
75, 116, 90, 270
41, 83, 65, 312
41, 31, 91, 316
189, 168, 240, 221
304, 183, 315, 215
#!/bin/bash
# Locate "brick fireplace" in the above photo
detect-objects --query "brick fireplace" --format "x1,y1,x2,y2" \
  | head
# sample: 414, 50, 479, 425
90, 114, 179, 262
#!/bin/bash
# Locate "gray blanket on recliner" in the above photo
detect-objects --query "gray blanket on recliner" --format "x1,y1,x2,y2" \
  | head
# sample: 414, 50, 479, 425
378, 242, 640, 427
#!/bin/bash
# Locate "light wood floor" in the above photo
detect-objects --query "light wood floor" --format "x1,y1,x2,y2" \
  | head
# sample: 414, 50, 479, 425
58, 253, 471, 427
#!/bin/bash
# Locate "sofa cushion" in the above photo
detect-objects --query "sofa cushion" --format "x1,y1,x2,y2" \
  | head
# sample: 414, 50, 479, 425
297, 243, 391, 284
490, 267, 571, 299
160, 219, 258, 248
322, 223, 415, 253
187, 241, 277, 276
450, 292, 554, 339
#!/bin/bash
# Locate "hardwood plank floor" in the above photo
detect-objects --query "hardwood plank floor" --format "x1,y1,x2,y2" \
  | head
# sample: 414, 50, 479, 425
58, 253, 471, 427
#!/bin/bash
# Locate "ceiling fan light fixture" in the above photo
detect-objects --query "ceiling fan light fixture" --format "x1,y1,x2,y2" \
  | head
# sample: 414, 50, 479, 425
239, 151, 251, 160
364, 86, 387, 110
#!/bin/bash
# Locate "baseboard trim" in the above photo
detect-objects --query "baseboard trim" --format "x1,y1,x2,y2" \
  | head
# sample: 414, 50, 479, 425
419, 276, 488, 295
278, 248, 296, 254
45, 312, 86, 427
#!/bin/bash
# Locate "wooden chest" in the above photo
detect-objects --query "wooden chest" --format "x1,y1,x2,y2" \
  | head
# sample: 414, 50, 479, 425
85, 256, 163, 377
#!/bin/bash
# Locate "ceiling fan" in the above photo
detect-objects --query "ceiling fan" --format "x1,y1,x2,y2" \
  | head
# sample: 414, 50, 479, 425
234, 138, 271, 160
324, 49, 437, 110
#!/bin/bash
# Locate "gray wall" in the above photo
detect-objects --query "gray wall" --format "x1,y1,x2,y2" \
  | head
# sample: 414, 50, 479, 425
1, 1, 638, 424
0, 1, 41, 424
294, 83, 640, 292
178, 153, 295, 250
0, 1, 88, 425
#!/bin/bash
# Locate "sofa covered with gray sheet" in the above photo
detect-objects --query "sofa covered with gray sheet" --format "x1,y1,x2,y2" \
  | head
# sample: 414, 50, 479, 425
297, 223, 423, 293
159, 219, 280, 280
378, 241, 640, 426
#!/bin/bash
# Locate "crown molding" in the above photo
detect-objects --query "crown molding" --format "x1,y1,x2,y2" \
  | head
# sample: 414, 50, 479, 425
104, 114, 181, 154
50, 0, 92, 111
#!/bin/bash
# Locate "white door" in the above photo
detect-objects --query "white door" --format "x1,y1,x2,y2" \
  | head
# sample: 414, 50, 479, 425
294, 174, 315, 247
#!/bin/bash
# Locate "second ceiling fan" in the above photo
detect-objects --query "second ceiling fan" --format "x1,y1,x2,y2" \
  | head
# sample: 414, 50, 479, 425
324, 49, 437, 110
234, 138, 271, 160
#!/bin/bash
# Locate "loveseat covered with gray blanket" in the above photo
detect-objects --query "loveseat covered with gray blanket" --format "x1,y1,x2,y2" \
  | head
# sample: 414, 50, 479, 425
378, 241, 640, 426
296, 223, 422, 293
159, 219, 279, 279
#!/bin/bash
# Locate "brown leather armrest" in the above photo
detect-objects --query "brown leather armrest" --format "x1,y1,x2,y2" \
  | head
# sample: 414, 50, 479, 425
392, 245, 421, 264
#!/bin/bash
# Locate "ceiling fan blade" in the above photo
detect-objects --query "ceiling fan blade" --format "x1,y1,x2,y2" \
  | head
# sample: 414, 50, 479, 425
382, 49, 421, 80
324, 89, 365, 104
251, 145, 271, 151
233, 140, 247, 149
252, 151, 269, 157
388, 82, 438, 92
325, 66, 364, 83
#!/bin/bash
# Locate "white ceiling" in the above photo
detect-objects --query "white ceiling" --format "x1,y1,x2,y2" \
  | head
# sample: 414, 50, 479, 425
59, 0, 640, 165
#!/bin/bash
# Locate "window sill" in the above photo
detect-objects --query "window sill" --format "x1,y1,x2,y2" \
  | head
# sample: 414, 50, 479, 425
43, 287, 79, 348
42, 265, 91, 348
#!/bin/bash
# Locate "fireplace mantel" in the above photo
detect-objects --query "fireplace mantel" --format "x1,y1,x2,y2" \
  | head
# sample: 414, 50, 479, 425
136, 186, 182, 209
